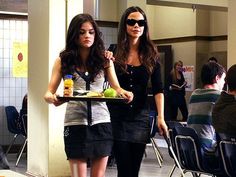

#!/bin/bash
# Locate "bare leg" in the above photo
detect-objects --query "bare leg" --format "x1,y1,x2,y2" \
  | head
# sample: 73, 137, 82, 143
69, 159, 87, 177
90, 156, 108, 177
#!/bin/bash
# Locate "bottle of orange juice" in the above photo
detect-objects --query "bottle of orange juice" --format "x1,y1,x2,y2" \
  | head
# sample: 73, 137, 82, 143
63, 75, 73, 97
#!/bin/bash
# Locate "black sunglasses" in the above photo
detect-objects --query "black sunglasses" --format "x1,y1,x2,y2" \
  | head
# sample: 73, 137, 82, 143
126, 19, 146, 27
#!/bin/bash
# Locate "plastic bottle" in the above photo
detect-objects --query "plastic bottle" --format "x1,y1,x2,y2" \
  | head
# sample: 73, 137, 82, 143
63, 74, 74, 97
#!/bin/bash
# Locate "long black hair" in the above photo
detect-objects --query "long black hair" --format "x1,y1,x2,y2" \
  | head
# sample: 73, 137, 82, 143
115, 6, 159, 75
60, 13, 105, 81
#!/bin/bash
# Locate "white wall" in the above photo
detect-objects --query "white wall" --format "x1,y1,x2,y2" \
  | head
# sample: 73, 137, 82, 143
0, 18, 28, 145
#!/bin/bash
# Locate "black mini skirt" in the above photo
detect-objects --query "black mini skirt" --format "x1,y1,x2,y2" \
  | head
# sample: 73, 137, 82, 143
64, 123, 113, 159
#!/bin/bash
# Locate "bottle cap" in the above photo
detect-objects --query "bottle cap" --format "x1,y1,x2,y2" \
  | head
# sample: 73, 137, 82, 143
65, 75, 72, 79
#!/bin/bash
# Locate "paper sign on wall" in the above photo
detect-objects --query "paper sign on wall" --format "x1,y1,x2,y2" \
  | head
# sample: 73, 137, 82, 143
182, 66, 194, 91
13, 42, 28, 77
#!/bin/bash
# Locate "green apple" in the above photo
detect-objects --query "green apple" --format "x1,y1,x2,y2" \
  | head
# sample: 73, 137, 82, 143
104, 88, 117, 97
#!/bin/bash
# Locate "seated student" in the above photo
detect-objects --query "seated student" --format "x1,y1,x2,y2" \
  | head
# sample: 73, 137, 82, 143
20, 94, 27, 115
212, 64, 236, 134
187, 63, 227, 175
0, 145, 10, 169
187, 62, 226, 152
208, 56, 218, 63
19, 94, 27, 135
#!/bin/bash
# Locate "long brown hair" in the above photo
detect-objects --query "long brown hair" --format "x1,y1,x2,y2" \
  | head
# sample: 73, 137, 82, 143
170, 61, 181, 83
115, 6, 159, 75
60, 13, 105, 81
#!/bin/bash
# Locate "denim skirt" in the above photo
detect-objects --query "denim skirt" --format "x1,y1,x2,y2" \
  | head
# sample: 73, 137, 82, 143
64, 123, 113, 159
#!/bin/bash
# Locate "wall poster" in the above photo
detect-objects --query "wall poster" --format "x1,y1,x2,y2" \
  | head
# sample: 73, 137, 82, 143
182, 65, 194, 91
13, 42, 28, 77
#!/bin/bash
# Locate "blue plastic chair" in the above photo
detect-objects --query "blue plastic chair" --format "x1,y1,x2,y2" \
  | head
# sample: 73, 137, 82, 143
165, 121, 185, 177
148, 111, 163, 167
149, 110, 158, 138
174, 126, 224, 177
5, 106, 21, 153
5, 106, 27, 166
218, 133, 236, 177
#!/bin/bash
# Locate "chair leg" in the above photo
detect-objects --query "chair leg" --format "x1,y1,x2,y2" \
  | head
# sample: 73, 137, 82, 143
0, 148, 10, 169
168, 145, 185, 177
151, 138, 163, 161
6, 134, 18, 155
150, 138, 163, 167
191, 172, 200, 177
150, 138, 162, 161
168, 164, 177, 177
16, 138, 27, 166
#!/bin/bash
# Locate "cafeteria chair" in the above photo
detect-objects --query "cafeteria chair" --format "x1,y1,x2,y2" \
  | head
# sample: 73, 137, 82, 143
165, 121, 185, 177
218, 133, 236, 177
16, 111, 27, 167
0, 145, 10, 169
149, 111, 163, 167
174, 126, 223, 177
5, 106, 27, 166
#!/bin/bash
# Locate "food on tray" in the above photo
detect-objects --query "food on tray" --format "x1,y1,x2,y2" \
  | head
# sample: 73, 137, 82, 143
73, 90, 89, 96
103, 88, 117, 98
73, 90, 103, 97
73, 89, 119, 98
86, 91, 104, 97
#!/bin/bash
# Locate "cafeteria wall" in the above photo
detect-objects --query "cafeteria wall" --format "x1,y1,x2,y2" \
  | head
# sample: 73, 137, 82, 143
147, 5, 227, 90
26, 2, 119, 176
228, 0, 236, 68
1, 0, 234, 176
27, 0, 83, 176
0, 18, 28, 145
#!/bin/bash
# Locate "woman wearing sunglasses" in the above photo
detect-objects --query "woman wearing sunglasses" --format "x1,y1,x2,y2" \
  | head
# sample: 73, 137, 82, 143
107, 6, 168, 177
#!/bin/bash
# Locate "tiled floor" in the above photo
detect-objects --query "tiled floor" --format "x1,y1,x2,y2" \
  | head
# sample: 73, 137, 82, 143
0, 153, 27, 177
0, 138, 211, 177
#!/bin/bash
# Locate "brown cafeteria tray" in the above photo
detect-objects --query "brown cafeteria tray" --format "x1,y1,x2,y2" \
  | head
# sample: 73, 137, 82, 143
57, 96, 126, 103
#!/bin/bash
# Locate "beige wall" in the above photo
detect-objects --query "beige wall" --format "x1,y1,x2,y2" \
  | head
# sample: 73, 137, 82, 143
171, 42, 196, 66
147, 5, 196, 39
228, 0, 236, 68
99, 0, 118, 21
210, 40, 227, 52
146, 4, 227, 89
210, 11, 227, 36
28, 0, 82, 176
117, 0, 147, 22
127, 0, 146, 11
196, 9, 210, 36
147, 6, 227, 39
28, 0, 51, 175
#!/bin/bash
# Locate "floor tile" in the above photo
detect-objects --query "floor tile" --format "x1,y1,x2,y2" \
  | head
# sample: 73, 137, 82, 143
0, 137, 212, 177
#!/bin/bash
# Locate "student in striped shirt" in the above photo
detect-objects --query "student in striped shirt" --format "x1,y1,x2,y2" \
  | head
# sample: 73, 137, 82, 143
187, 62, 226, 152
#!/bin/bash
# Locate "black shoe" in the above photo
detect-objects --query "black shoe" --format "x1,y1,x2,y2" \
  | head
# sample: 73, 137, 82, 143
0, 153, 10, 169
107, 156, 116, 167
